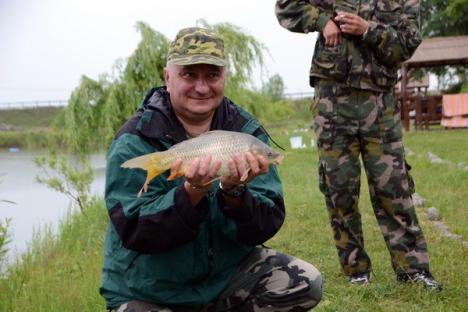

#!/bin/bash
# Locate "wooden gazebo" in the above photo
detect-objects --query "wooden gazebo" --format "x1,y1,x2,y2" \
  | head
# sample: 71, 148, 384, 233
400, 36, 468, 131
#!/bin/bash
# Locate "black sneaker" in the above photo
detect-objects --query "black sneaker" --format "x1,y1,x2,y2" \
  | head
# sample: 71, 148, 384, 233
397, 271, 442, 292
349, 273, 370, 285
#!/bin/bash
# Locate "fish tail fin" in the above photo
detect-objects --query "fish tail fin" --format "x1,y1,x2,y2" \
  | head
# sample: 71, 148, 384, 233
121, 152, 169, 196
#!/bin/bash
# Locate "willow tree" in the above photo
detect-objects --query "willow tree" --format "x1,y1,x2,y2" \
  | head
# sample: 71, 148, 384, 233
59, 21, 266, 154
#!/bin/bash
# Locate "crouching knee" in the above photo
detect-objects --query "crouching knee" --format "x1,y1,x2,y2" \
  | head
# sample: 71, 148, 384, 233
301, 261, 323, 310
260, 258, 323, 311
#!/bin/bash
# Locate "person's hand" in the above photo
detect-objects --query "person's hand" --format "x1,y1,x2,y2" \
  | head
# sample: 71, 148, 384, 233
334, 12, 369, 36
219, 152, 269, 191
323, 19, 342, 47
172, 155, 222, 193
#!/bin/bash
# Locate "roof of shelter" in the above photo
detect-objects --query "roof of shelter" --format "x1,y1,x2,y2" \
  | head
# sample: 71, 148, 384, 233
404, 36, 468, 68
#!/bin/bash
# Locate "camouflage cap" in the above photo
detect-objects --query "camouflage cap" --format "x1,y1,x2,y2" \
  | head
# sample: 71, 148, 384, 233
167, 27, 227, 67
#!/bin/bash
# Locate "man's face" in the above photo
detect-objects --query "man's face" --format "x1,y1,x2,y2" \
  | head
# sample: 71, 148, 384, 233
164, 63, 227, 123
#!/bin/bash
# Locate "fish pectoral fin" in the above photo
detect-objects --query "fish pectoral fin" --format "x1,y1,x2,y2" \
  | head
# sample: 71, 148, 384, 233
167, 166, 185, 181
240, 168, 250, 182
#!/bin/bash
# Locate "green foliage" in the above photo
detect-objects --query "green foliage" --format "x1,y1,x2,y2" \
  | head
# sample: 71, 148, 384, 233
34, 152, 94, 214
0, 107, 63, 130
0, 179, 14, 271
0, 198, 107, 310
61, 76, 108, 156
123, 22, 168, 95
0, 129, 58, 149
420, 0, 468, 92
262, 74, 285, 101
0, 107, 63, 149
421, 0, 468, 37
0, 218, 11, 271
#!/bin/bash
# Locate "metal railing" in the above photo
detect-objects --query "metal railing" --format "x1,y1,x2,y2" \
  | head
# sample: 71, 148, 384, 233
0, 100, 68, 110
283, 91, 314, 99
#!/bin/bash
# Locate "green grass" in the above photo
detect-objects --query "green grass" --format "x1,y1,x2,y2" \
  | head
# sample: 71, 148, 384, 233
0, 129, 466, 311
0, 198, 107, 311
0, 107, 63, 148
0, 107, 63, 130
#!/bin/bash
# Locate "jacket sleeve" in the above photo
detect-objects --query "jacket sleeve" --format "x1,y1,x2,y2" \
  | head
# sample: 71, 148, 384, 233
363, 0, 422, 67
275, 0, 334, 34
105, 134, 209, 254
216, 133, 285, 246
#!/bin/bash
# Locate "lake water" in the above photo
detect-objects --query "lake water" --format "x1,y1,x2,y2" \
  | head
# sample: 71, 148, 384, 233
0, 149, 106, 262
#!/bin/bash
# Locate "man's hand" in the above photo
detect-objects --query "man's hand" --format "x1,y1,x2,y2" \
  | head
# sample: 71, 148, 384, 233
323, 20, 342, 47
334, 12, 369, 37
220, 152, 269, 191
181, 155, 221, 191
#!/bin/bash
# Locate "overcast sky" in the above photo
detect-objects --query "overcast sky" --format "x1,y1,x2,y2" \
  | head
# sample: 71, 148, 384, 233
0, 0, 318, 103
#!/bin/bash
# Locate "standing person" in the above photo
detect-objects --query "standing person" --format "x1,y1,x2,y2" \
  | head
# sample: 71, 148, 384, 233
275, 0, 441, 290
100, 27, 323, 312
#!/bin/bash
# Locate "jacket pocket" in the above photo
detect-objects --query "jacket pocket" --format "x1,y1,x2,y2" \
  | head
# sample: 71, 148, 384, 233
377, 92, 402, 143
371, 55, 398, 88
311, 37, 348, 81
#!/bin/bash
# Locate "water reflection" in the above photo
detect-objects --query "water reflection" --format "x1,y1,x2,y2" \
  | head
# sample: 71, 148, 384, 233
0, 149, 106, 261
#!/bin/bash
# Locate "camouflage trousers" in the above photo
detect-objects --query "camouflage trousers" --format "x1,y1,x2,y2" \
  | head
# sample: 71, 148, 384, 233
312, 79, 431, 277
114, 247, 322, 312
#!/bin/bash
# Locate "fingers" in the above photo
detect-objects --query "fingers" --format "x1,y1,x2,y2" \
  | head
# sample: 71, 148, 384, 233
183, 152, 269, 191
170, 158, 183, 174
323, 20, 342, 46
222, 152, 269, 187
245, 152, 268, 175
227, 154, 245, 181
334, 12, 368, 36
185, 155, 221, 188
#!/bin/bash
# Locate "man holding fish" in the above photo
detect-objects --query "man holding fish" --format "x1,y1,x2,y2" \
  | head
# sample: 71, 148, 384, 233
100, 27, 323, 311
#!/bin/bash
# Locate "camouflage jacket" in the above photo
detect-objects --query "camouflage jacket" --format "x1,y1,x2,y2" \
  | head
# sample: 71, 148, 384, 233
275, 0, 422, 91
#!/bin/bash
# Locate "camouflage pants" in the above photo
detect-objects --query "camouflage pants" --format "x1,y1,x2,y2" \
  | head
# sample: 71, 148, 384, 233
114, 247, 322, 312
312, 79, 430, 277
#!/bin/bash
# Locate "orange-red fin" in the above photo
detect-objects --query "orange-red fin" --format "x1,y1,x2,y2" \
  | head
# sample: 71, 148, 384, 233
167, 166, 185, 181
121, 151, 169, 196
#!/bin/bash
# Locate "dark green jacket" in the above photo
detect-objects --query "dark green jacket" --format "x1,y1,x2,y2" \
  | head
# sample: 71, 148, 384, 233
100, 87, 285, 309
275, 0, 422, 91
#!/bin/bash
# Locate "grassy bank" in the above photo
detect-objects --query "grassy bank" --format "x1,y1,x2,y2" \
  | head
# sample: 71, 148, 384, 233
0, 129, 466, 311
0, 107, 62, 148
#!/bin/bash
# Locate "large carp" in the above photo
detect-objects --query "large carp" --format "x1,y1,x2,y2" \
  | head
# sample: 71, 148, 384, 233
121, 130, 283, 196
